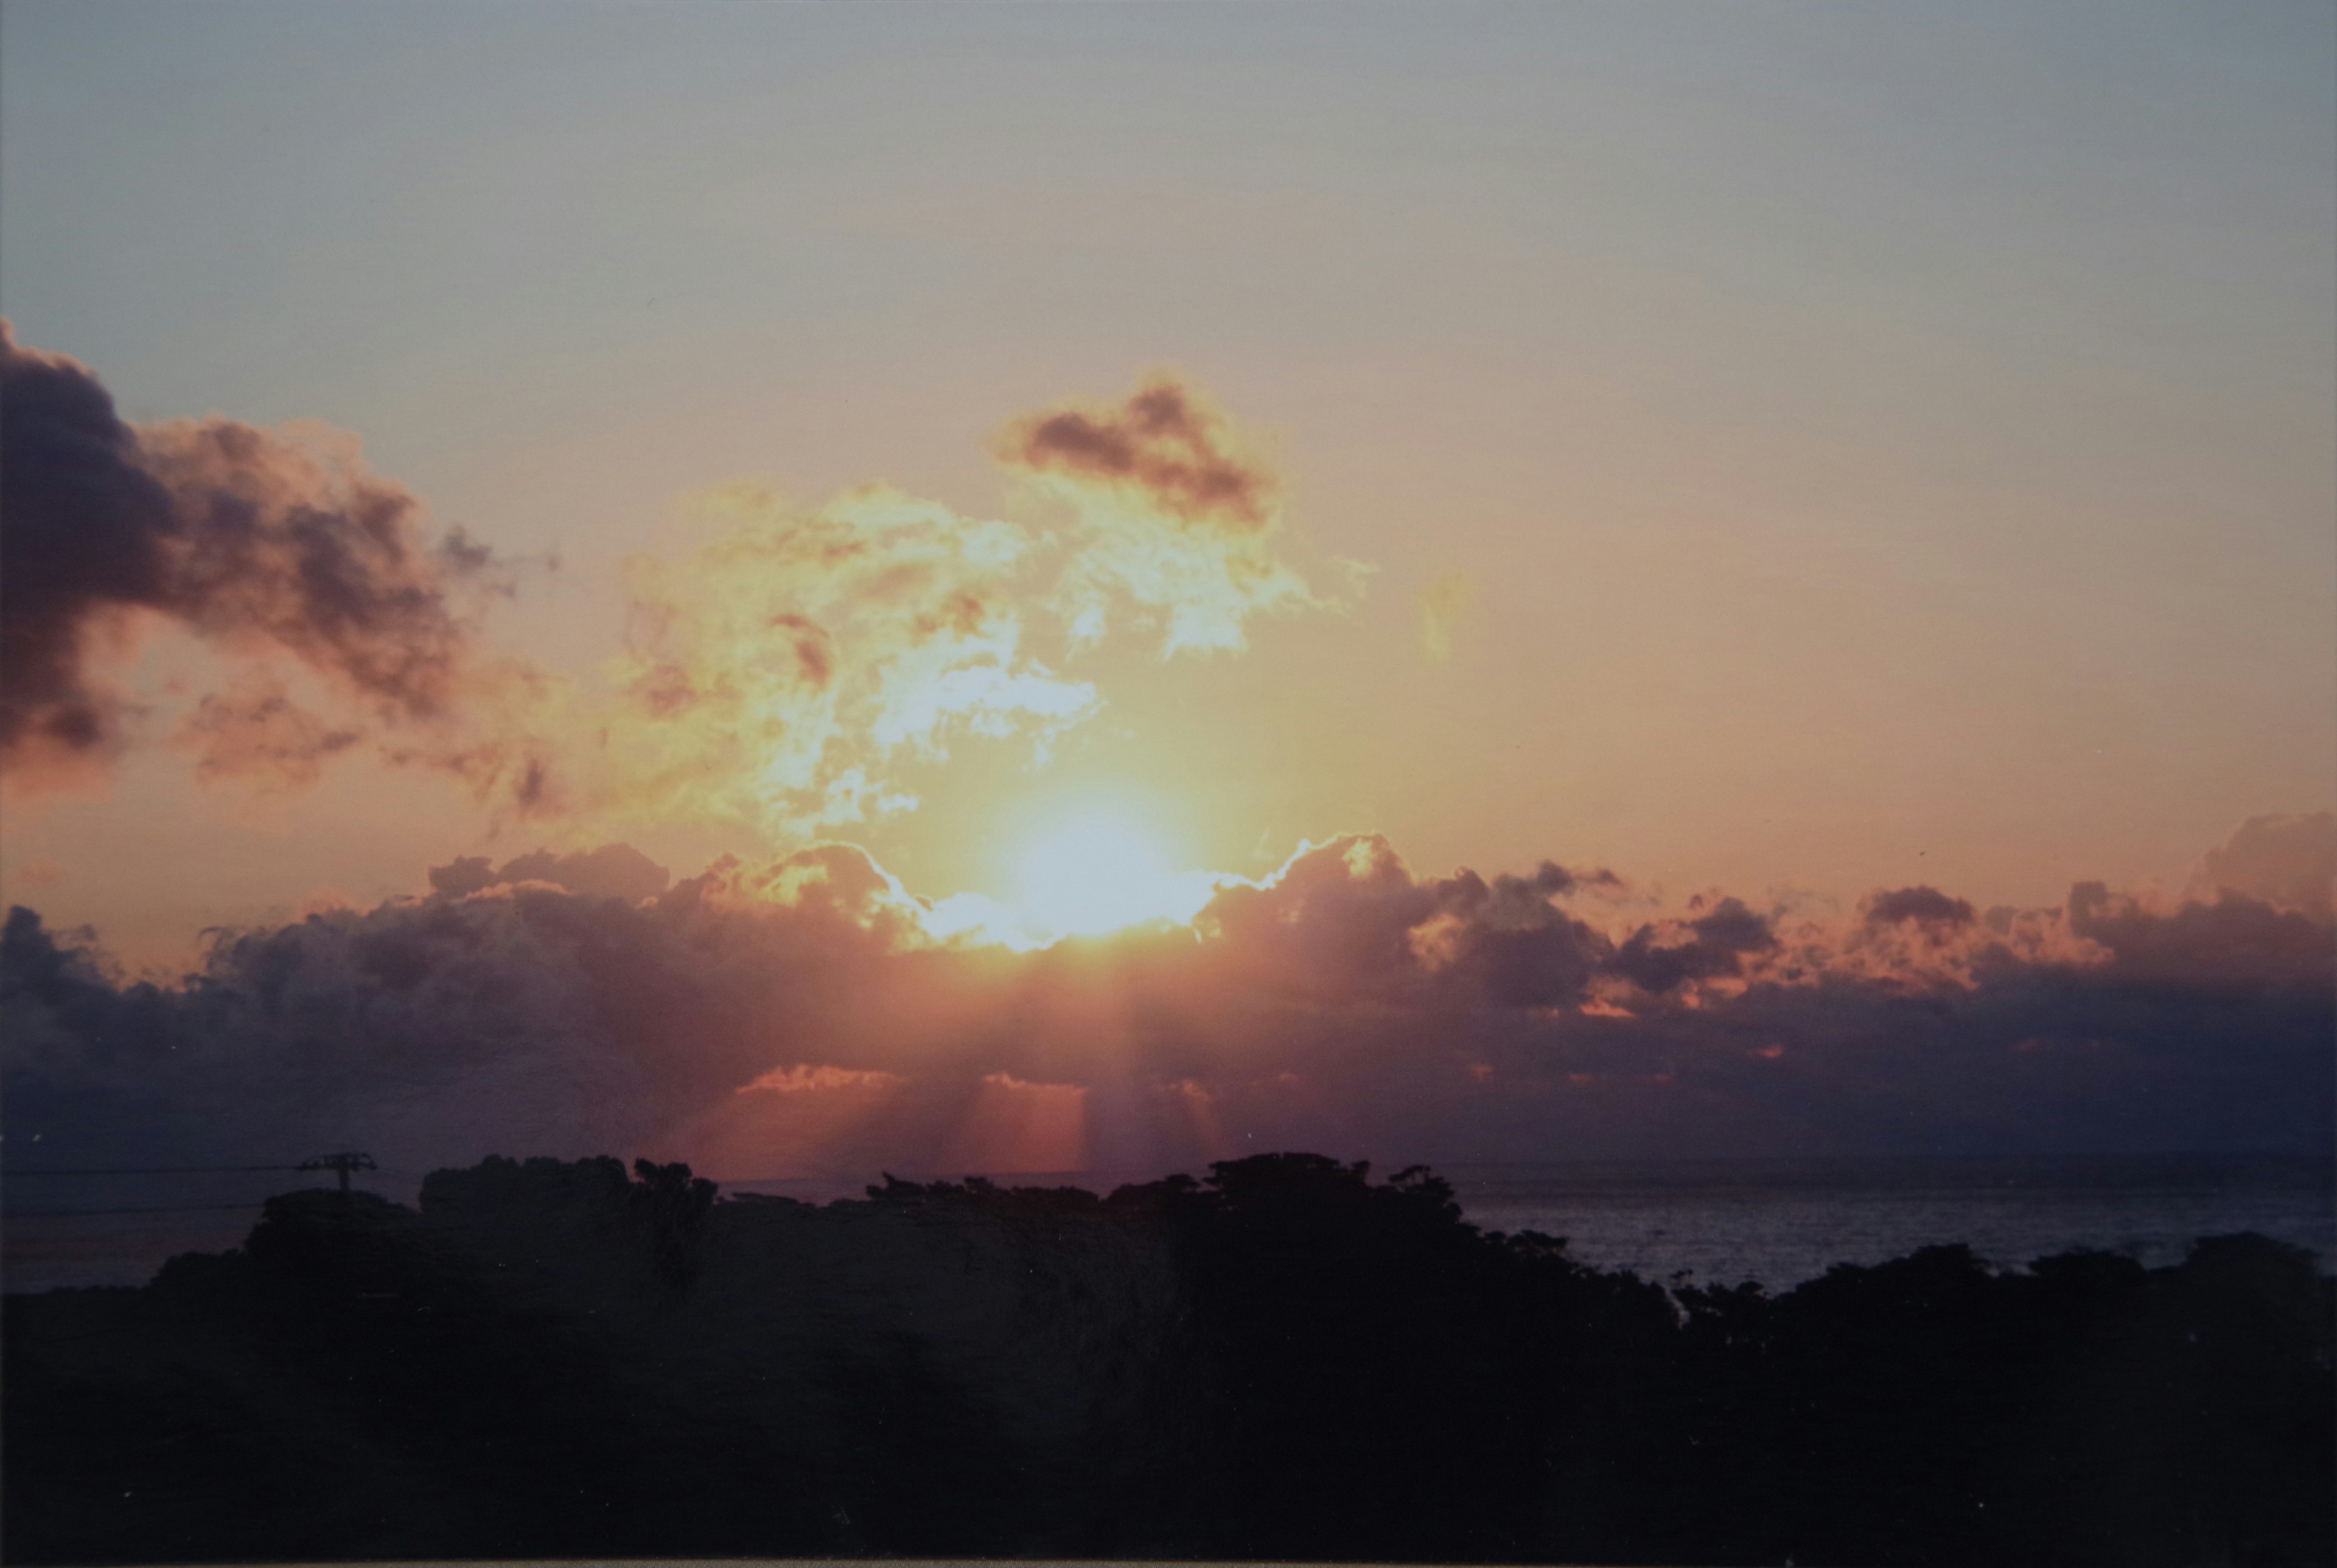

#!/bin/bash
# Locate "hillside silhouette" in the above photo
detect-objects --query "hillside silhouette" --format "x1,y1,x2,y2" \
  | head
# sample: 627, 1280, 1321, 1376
5, 1152, 2331, 1566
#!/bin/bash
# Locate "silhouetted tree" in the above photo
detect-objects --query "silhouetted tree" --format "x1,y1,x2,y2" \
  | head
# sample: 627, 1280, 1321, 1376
4, 1152, 2329, 1566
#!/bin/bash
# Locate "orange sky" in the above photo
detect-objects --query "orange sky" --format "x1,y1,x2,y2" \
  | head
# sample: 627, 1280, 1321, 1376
2, 2, 2332, 977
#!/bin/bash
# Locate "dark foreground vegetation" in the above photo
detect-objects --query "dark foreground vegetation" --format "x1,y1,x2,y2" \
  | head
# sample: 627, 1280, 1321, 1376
5, 1153, 2331, 1567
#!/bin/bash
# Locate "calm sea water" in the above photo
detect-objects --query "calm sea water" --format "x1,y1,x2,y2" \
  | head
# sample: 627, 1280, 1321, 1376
1437, 1154, 2336, 1288
6, 1154, 2330, 1294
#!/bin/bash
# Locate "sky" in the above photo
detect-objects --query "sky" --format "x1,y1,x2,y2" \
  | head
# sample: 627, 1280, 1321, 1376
2, 2, 2332, 1177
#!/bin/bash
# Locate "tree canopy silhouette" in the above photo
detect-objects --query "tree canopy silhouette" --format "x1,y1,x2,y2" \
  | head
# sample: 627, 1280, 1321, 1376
5, 1151, 2330, 1566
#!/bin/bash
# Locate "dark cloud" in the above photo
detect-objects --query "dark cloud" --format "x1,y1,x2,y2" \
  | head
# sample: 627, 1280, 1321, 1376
2068, 881, 2333, 992
0, 323, 177, 776
0, 857, 896, 1170
1193, 839, 1621, 1010
7, 828, 2325, 1178
0, 321, 508, 788
1613, 897, 1778, 994
428, 844, 672, 902
2187, 812, 2335, 921
1412, 862, 1623, 1008
1864, 886, 1979, 931
1000, 375, 1276, 532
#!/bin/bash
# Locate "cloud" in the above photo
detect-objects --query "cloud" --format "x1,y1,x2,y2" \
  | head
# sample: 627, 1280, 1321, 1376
9, 344, 2315, 1174
0, 324, 173, 781
1004, 375, 1276, 530
1, 337, 1345, 847
1862, 885, 1978, 933
1419, 571, 1476, 666
575, 483, 1098, 836
0, 321, 519, 793
0, 849, 914, 1170
178, 677, 365, 789
428, 843, 673, 902
997, 374, 1322, 653
568, 376, 1342, 837
9, 824, 2323, 1179
2067, 879, 2334, 992
1612, 896, 1778, 995
1200, 839, 1621, 1011
2186, 812, 2335, 921
736, 1063, 906, 1095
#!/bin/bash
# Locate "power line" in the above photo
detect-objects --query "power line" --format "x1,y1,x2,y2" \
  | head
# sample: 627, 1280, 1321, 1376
4, 1201, 271, 1218
3, 1165, 302, 1177
298, 1151, 376, 1193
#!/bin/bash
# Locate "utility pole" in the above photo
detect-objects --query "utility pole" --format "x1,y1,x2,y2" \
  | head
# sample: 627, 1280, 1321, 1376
298, 1151, 376, 1194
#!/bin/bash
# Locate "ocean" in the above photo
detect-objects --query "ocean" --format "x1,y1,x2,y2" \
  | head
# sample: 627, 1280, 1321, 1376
1437, 1152, 2337, 1288
5, 1152, 2330, 1295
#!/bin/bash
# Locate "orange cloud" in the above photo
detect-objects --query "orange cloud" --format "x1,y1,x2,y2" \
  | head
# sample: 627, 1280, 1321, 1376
999, 373, 1326, 653
545, 376, 1344, 837
736, 1064, 909, 1095
578, 483, 1097, 836
1418, 570, 1476, 666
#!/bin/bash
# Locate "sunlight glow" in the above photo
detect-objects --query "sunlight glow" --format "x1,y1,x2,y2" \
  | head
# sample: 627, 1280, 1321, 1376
1010, 812, 1221, 940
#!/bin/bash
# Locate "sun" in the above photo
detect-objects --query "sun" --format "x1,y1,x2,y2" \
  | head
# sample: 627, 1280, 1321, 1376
1010, 811, 1219, 939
